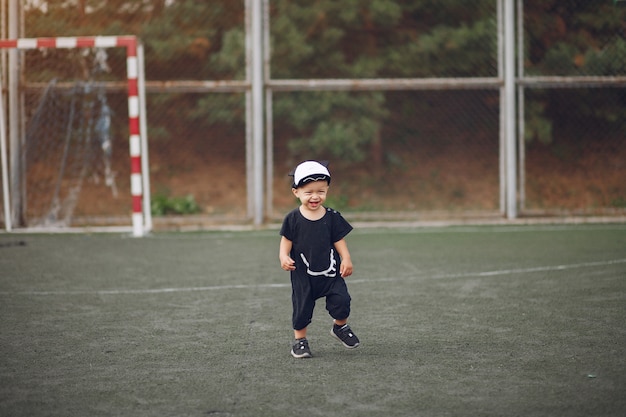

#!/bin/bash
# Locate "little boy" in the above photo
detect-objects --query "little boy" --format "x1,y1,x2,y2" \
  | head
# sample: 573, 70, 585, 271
279, 160, 360, 358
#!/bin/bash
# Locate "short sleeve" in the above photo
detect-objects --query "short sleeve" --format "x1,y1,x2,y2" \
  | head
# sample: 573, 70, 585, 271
329, 208, 353, 242
279, 209, 297, 241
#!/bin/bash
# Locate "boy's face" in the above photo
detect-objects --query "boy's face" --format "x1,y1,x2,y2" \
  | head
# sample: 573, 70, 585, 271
292, 180, 329, 212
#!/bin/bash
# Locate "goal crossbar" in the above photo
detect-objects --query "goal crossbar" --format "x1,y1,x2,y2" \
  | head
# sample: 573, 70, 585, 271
0, 36, 150, 237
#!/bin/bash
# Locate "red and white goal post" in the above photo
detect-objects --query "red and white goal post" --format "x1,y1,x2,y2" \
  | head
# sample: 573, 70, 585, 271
0, 36, 152, 237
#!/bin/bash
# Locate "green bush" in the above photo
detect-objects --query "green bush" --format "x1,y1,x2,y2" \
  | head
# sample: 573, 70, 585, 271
151, 193, 202, 216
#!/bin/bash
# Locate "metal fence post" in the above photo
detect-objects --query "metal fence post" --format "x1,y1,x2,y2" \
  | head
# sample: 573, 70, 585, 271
251, 0, 264, 225
504, 0, 518, 219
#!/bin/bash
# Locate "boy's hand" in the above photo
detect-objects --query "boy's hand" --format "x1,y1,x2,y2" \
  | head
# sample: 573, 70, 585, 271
334, 238, 353, 278
340, 258, 353, 278
280, 255, 296, 271
279, 236, 295, 272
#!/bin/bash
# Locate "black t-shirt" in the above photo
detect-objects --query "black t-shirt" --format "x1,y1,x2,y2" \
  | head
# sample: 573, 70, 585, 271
280, 207, 353, 278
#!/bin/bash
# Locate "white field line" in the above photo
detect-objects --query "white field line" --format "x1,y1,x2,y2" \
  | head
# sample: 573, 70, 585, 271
349, 258, 626, 284
433, 258, 626, 279
2, 258, 625, 297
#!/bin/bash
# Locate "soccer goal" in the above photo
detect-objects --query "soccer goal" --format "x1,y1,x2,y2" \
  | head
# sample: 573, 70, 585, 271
0, 36, 151, 237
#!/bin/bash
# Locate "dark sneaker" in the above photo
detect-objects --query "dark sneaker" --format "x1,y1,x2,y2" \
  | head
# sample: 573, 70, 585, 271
331, 324, 360, 349
291, 338, 312, 358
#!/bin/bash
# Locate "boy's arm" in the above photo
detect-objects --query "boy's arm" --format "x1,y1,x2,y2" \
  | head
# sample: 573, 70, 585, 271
279, 236, 296, 271
334, 238, 353, 278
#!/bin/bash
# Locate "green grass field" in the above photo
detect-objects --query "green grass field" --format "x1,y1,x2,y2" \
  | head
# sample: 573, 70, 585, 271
1, 223, 625, 417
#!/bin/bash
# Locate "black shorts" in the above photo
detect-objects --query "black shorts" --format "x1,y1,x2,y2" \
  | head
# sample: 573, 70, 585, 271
291, 275, 351, 330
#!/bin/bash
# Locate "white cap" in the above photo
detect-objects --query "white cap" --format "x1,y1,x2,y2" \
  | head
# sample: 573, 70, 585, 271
292, 161, 331, 188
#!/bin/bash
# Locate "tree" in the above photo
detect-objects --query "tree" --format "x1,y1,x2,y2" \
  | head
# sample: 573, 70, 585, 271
22, 0, 626, 162
267, 0, 496, 168
522, 0, 626, 144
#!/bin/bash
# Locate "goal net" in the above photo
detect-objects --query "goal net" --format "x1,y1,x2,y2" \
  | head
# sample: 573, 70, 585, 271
0, 36, 150, 236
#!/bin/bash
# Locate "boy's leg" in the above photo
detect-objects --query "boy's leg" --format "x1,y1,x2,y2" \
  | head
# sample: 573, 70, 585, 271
326, 279, 359, 348
291, 281, 313, 358
291, 276, 315, 332
325, 278, 351, 326
291, 327, 312, 358
294, 327, 307, 339
330, 321, 360, 349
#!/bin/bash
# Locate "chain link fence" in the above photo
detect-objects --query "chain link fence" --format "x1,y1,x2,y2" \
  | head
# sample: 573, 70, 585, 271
270, 89, 501, 218
520, 0, 626, 214
1, 0, 624, 230
6, 45, 136, 227
3, 1, 249, 228
267, 0, 500, 219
